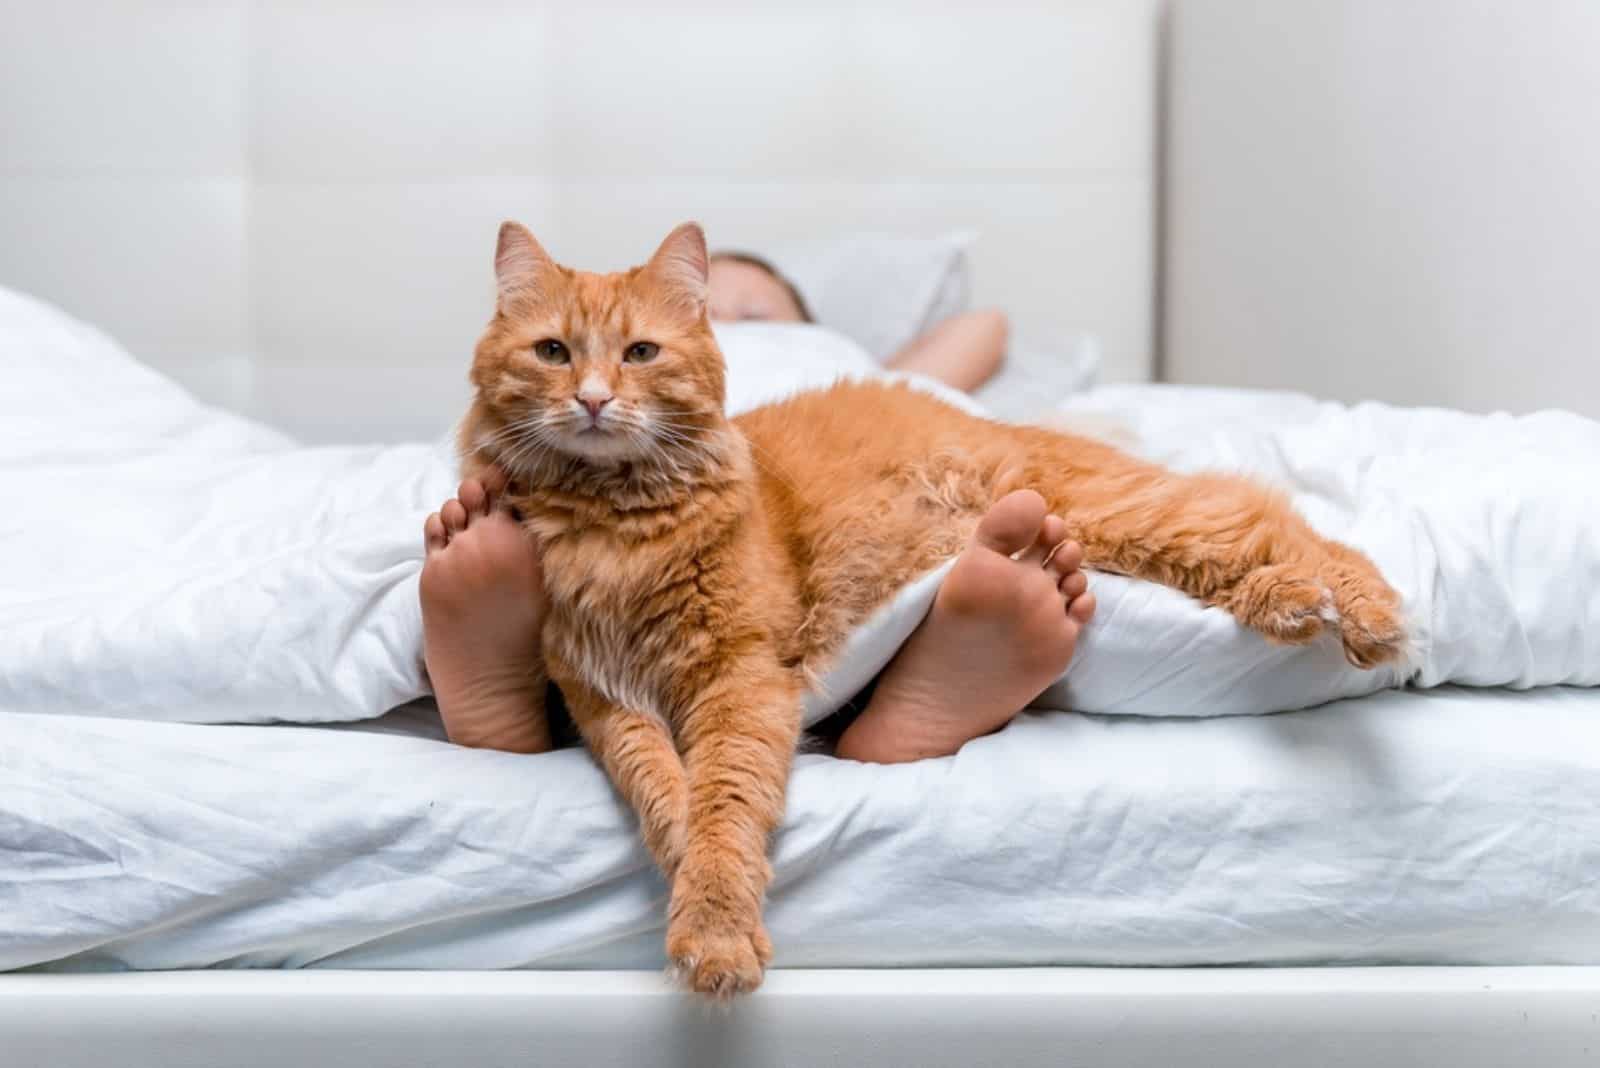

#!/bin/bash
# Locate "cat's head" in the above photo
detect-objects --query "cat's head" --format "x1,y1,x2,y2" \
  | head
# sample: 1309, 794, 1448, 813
465, 221, 727, 472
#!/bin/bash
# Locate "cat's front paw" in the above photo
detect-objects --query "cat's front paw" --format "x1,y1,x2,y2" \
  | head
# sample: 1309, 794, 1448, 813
666, 897, 772, 1000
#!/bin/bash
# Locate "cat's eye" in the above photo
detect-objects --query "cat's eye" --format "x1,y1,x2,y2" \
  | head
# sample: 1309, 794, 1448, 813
533, 339, 570, 365
624, 341, 660, 364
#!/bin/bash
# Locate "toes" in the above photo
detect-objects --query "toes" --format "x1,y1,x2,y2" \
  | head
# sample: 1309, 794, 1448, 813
974, 490, 1048, 557
1044, 538, 1083, 578
441, 498, 468, 534
1067, 589, 1096, 625
457, 478, 489, 516
1018, 514, 1069, 566
423, 512, 447, 553
480, 464, 510, 499
1059, 568, 1089, 600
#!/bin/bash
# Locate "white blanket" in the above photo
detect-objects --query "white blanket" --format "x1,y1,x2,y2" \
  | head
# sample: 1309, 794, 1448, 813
3, 288, 1598, 729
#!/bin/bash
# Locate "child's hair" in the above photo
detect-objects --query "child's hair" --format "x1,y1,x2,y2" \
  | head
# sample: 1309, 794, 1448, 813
709, 251, 815, 323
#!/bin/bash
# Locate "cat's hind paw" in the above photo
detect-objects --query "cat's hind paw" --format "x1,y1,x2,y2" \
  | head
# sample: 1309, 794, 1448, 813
1328, 572, 1409, 669
1223, 564, 1333, 646
1227, 560, 1410, 669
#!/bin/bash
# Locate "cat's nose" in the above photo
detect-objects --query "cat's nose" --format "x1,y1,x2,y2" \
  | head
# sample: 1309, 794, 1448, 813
578, 394, 613, 419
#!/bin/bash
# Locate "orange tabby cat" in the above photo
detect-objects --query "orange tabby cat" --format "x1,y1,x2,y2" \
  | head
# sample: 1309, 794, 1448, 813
459, 221, 1406, 998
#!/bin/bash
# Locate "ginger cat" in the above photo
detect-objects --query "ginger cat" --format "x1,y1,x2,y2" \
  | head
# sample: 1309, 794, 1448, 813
459, 221, 1406, 998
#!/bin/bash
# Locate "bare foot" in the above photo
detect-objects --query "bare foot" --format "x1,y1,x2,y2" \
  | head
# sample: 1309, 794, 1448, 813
836, 489, 1096, 764
419, 471, 552, 753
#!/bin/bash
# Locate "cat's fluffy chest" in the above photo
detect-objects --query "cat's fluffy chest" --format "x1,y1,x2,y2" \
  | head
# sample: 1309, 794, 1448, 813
528, 495, 772, 726
536, 529, 697, 722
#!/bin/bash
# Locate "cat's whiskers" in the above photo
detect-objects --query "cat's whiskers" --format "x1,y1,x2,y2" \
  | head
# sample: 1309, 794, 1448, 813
494, 414, 568, 477
639, 420, 712, 480
476, 414, 545, 452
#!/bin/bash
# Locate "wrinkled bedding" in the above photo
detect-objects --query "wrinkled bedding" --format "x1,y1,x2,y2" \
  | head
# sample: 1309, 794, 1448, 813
4, 288, 1597, 730
5, 286, 1600, 972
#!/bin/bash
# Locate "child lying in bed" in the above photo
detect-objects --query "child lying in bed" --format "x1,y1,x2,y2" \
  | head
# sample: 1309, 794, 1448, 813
706, 250, 1009, 393
420, 466, 1095, 764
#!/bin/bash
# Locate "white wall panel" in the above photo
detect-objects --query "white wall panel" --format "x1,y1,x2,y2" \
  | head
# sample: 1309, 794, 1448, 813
0, 1, 247, 176
1165, 0, 1600, 416
0, 177, 250, 359
250, 5, 561, 182
845, 3, 1154, 176
252, 3, 1156, 181
253, 176, 1150, 436
1, 0, 1161, 441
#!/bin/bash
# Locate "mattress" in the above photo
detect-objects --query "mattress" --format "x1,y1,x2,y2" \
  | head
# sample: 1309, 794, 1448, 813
7, 683, 1600, 972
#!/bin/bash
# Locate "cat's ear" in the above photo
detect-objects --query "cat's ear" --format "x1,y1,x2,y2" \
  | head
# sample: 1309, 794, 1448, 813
645, 222, 709, 315
495, 221, 554, 310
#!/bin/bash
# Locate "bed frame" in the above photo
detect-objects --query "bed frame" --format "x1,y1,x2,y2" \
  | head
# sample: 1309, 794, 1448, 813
9, 968, 1600, 1067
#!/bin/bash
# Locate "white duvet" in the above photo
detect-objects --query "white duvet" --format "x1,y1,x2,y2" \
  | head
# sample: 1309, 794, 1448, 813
6, 286, 1600, 973
3, 288, 1597, 731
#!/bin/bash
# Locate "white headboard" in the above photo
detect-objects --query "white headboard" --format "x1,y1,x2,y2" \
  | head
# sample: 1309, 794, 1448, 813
1, 2, 1162, 442
1164, 0, 1600, 417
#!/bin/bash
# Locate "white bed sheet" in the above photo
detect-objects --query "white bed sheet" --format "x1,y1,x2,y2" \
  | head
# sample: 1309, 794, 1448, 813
6, 684, 1600, 972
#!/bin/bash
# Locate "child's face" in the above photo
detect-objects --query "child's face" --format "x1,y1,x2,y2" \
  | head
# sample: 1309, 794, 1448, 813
707, 259, 805, 323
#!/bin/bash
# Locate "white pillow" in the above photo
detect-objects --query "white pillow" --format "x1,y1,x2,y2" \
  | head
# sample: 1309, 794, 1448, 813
716, 320, 881, 415
763, 232, 975, 363
715, 320, 987, 420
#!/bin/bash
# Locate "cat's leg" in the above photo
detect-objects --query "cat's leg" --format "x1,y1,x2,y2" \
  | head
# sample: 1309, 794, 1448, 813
1009, 430, 1406, 666
666, 669, 804, 998
556, 673, 689, 881
1161, 474, 1405, 666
